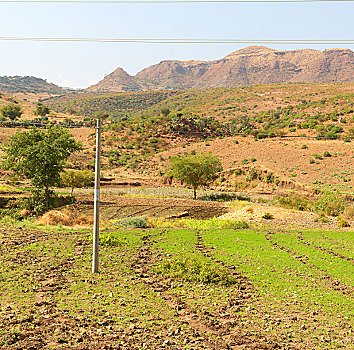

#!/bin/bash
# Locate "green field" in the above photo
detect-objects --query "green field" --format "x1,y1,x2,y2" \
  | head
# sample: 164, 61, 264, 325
0, 223, 353, 349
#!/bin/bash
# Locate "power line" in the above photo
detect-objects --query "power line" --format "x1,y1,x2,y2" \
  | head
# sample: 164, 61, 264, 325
0, 37, 353, 44
0, 0, 353, 3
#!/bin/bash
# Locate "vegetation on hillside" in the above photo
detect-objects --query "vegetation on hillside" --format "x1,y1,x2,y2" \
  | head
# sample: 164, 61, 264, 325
0, 76, 66, 94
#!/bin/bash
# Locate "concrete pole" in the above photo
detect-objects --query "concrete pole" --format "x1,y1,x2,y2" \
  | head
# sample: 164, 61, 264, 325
92, 118, 101, 273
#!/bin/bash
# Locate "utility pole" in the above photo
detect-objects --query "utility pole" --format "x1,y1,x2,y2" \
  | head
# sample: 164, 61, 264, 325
92, 118, 101, 273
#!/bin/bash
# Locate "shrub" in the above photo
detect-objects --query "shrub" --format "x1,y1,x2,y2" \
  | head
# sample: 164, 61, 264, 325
309, 158, 315, 164
312, 192, 345, 217
100, 232, 125, 246
314, 215, 329, 223
1, 103, 22, 120
276, 195, 310, 211
301, 144, 308, 149
118, 216, 147, 229
338, 217, 350, 228
234, 168, 245, 176
22, 190, 74, 216
262, 213, 273, 219
313, 154, 323, 160
202, 193, 238, 202
154, 256, 239, 286
265, 173, 274, 183
234, 181, 248, 190
323, 151, 331, 157
343, 206, 354, 220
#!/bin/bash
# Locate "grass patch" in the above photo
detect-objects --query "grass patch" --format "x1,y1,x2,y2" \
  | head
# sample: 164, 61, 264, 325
154, 256, 239, 286
150, 217, 249, 229
100, 231, 127, 246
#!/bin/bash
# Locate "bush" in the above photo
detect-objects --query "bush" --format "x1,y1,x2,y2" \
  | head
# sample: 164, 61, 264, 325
323, 151, 331, 157
262, 213, 273, 219
202, 192, 238, 202
312, 192, 345, 217
1, 103, 22, 120
314, 215, 329, 223
154, 256, 239, 286
309, 158, 315, 164
100, 232, 125, 246
234, 168, 245, 176
22, 190, 74, 216
118, 216, 147, 229
276, 195, 310, 211
343, 206, 354, 220
338, 217, 350, 228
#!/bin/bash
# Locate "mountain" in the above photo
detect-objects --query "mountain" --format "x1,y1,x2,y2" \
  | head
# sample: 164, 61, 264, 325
0, 76, 66, 94
87, 46, 354, 92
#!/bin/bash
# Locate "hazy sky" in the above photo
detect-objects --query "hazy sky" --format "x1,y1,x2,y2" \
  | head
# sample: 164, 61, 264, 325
0, 1, 353, 88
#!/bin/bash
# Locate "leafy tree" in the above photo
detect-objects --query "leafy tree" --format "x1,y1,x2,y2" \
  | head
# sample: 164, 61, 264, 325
2, 127, 82, 208
61, 170, 94, 195
168, 153, 222, 199
34, 102, 50, 117
161, 108, 170, 117
1, 103, 22, 120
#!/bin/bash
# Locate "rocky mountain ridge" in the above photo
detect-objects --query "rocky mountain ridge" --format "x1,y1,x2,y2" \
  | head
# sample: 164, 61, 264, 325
87, 46, 354, 92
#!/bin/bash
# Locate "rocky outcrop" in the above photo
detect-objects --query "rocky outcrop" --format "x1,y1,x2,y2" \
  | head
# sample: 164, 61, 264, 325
88, 46, 354, 92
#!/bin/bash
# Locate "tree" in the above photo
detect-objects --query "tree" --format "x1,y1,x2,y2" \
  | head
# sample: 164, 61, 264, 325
168, 153, 222, 199
61, 170, 94, 195
2, 127, 82, 207
34, 103, 50, 117
1, 103, 22, 120
161, 108, 170, 117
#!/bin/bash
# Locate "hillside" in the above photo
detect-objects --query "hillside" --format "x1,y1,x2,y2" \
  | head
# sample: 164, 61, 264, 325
87, 46, 354, 92
0, 91, 84, 123
0, 76, 66, 95
3, 82, 353, 195
47, 82, 354, 138
46, 90, 180, 118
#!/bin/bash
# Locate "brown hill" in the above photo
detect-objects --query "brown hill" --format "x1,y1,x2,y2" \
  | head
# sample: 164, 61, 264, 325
87, 46, 354, 92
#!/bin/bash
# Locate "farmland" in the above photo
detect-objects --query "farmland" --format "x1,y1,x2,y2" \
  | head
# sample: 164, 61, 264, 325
0, 80, 353, 349
0, 220, 353, 349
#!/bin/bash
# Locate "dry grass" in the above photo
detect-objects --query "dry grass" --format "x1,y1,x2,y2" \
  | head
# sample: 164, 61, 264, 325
36, 209, 93, 227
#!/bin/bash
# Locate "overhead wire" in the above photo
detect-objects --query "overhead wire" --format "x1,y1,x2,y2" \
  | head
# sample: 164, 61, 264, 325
0, 0, 353, 3
0, 37, 353, 44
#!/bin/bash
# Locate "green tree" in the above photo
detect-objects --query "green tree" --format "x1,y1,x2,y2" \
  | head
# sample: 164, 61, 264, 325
34, 103, 50, 117
1, 103, 22, 120
161, 108, 171, 117
168, 153, 222, 199
61, 170, 94, 195
2, 127, 82, 207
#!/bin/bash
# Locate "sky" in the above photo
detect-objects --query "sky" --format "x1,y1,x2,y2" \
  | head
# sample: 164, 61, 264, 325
0, 0, 353, 89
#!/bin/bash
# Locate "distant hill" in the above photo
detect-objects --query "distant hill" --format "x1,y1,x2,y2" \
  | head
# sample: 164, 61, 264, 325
48, 82, 354, 129
87, 46, 354, 92
0, 76, 66, 95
